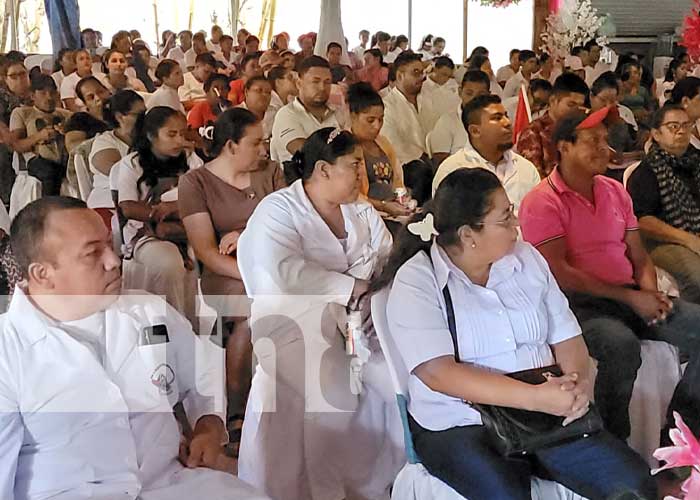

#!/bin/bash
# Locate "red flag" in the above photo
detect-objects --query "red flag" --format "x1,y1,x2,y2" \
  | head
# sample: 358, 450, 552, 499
513, 84, 532, 145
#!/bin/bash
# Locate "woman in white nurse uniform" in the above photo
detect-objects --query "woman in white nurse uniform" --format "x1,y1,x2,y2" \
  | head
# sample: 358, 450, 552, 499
237, 128, 404, 500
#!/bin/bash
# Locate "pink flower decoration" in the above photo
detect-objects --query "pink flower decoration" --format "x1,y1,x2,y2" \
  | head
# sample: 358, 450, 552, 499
682, 468, 700, 498
681, 1, 700, 63
653, 412, 700, 474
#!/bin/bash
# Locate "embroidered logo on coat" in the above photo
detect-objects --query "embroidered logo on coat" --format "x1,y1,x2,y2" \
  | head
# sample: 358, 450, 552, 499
150, 363, 175, 395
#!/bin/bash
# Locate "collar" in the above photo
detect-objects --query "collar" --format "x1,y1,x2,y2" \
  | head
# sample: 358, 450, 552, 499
430, 241, 522, 291
547, 166, 602, 196
462, 141, 515, 178
292, 97, 334, 122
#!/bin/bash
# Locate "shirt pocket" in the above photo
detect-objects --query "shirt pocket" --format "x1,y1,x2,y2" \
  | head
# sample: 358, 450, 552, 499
119, 344, 179, 411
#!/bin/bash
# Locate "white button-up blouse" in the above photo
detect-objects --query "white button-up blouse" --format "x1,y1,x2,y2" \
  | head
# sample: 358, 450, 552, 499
386, 241, 581, 431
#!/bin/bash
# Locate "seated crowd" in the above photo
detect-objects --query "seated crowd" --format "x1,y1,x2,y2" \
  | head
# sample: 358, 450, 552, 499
0, 21, 699, 500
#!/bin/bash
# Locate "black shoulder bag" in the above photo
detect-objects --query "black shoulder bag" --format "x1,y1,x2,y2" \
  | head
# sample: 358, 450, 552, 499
442, 285, 603, 457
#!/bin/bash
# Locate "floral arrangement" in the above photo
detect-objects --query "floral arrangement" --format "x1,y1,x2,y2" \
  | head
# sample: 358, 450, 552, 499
653, 412, 700, 499
680, 0, 700, 63
540, 0, 607, 60
477, 0, 521, 7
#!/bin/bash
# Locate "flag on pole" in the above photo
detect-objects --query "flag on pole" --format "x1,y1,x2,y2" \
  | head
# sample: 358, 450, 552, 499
513, 83, 532, 145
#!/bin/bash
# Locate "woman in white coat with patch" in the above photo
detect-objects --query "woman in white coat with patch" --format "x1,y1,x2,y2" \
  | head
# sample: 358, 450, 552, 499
237, 128, 404, 500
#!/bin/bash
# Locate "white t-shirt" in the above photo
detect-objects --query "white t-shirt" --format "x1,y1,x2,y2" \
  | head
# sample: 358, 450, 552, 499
51, 70, 67, 90
88, 130, 130, 209
420, 77, 460, 132
351, 45, 366, 61
116, 151, 203, 244
237, 102, 277, 141
270, 97, 342, 163
178, 72, 205, 102
206, 41, 222, 54
496, 65, 516, 84
184, 48, 197, 70
502, 71, 528, 100
384, 47, 403, 64
147, 86, 185, 113
428, 108, 467, 157
60, 72, 87, 108
96, 73, 146, 93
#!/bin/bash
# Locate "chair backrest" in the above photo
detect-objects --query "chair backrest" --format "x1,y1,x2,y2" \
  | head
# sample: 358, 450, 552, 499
74, 137, 96, 201
622, 160, 641, 188
372, 287, 420, 464
9, 172, 41, 220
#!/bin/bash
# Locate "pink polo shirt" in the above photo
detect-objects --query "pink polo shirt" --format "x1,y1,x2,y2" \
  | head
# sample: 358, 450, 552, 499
519, 168, 639, 286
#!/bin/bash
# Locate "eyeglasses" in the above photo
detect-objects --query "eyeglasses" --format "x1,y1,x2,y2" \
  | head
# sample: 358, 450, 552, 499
661, 121, 694, 134
474, 204, 518, 228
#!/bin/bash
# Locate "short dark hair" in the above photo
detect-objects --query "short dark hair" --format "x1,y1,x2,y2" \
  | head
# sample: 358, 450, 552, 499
155, 59, 180, 81
31, 74, 56, 92
240, 52, 261, 71
530, 78, 553, 95
210, 108, 259, 156
64, 112, 108, 137
584, 40, 599, 51
220, 35, 233, 44
433, 37, 445, 45
650, 103, 687, 130
591, 71, 618, 96
509, 48, 520, 59
461, 70, 490, 89
571, 46, 587, 57
519, 50, 537, 63
326, 42, 342, 53
461, 94, 502, 131
670, 77, 700, 104
246, 35, 260, 45
11, 196, 88, 275
267, 65, 289, 89
359, 30, 370, 36
245, 75, 270, 91
192, 32, 206, 43
394, 51, 422, 72
178, 30, 193, 38
552, 111, 589, 144
298, 55, 331, 77
103, 90, 144, 128
75, 76, 106, 102
433, 56, 455, 70
347, 81, 383, 114
376, 31, 391, 43
283, 128, 358, 184
204, 73, 229, 92
364, 48, 383, 64
538, 53, 550, 64
195, 53, 217, 67
553, 73, 590, 99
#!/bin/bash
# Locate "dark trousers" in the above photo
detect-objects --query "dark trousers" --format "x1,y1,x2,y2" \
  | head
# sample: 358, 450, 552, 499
28, 156, 65, 196
402, 158, 434, 206
409, 415, 656, 500
570, 293, 700, 443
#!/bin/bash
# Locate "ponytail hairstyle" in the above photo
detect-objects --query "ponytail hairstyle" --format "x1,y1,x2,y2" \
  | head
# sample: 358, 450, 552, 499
102, 89, 144, 129
282, 127, 358, 185
131, 106, 188, 197
370, 168, 503, 293
209, 107, 259, 157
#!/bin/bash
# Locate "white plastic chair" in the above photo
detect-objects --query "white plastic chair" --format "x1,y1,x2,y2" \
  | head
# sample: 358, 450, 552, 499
9, 172, 41, 219
370, 288, 586, 500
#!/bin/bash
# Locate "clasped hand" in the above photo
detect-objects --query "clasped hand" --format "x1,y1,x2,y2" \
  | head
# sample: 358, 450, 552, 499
534, 372, 591, 426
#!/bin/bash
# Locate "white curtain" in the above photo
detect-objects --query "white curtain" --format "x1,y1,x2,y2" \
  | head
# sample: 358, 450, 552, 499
314, 0, 350, 66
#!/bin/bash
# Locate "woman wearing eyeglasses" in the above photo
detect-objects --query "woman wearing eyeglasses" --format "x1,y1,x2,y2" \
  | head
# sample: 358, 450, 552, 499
374, 167, 655, 499
236, 127, 402, 500
627, 104, 700, 304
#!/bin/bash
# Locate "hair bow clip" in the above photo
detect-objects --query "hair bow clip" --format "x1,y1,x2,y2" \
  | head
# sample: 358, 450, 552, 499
198, 125, 215, 141
326, 128, 342, 145
408, 213, 439, 242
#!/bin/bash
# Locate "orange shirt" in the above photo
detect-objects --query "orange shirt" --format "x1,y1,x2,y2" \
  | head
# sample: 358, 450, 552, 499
187, 101, 218, 129
228, 79, 246, 106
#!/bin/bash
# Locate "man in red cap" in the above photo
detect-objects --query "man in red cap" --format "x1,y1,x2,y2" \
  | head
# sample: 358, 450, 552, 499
519, 106, 700, 444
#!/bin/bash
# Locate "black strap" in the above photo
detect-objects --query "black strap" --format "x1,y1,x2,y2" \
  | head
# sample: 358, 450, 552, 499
442, 285, 460, 362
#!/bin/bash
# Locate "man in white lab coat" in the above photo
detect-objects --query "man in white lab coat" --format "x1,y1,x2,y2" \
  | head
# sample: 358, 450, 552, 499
0, 197, 268, 500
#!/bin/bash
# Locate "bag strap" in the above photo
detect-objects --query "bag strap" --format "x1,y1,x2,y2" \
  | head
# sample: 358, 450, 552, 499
442, 285, 460, 362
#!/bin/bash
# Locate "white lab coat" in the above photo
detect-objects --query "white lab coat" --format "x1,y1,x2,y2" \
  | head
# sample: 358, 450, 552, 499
0, 286, 268, 500
237, 180, 404, 500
